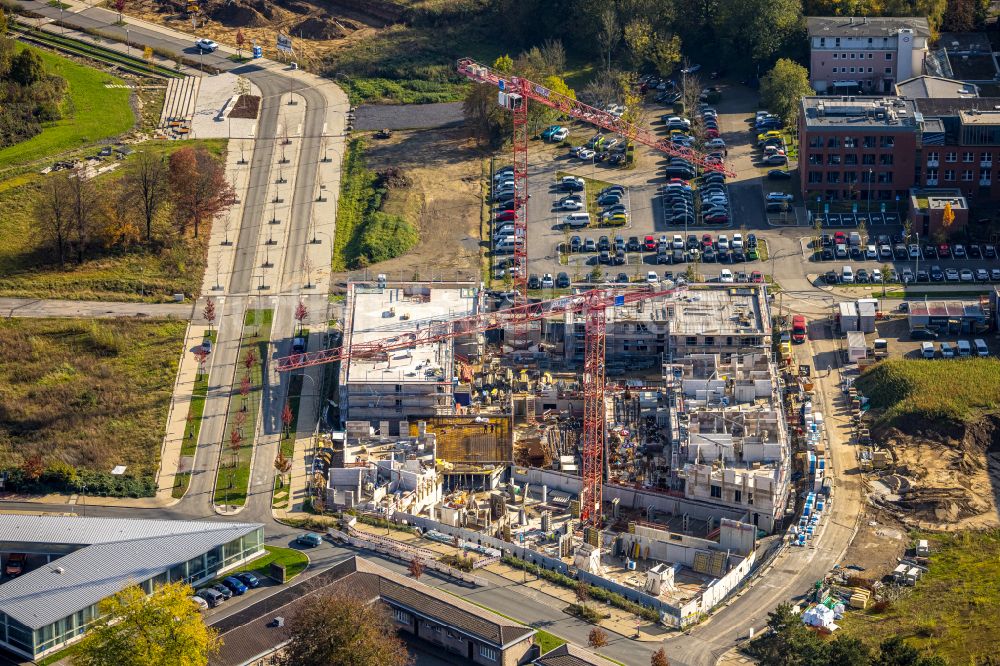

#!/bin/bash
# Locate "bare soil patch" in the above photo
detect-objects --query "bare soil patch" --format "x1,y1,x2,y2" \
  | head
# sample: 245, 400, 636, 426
335, 127, 483, 283
228, 94, 260, 119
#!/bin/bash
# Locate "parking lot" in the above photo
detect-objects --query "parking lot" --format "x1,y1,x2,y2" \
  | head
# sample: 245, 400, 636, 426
807, 230, 1000, 286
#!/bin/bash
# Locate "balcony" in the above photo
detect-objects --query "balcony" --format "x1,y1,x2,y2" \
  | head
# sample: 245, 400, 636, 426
926, 179, 939, 186
981, 161, 993, 168
979, 180, 992, 187
926, 160, 939, 168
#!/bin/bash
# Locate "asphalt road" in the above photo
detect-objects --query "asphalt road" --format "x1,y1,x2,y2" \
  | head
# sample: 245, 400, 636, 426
0, 298, 192, 318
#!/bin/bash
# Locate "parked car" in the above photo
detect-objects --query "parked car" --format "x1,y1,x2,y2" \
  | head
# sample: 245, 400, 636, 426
190, 595, 209, 611
4, 553, 26, 577
791, 315, 807, 343
196, 588, 225, 608
235, 572, 261, 588
296, 532, 323, 547
210, 583, 233, 600
556, 272, 571, 288
222, 576, 248, 596
767, 169, 792, 180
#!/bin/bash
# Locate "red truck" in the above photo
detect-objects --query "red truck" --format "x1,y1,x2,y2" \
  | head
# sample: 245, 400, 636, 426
791, 315, 807, 343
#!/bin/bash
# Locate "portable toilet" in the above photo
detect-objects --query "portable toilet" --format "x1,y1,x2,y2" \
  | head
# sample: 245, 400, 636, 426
916, 539, 930, 556
892, 564, 909, 582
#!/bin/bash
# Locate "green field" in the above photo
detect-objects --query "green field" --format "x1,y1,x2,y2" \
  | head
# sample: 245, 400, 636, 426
856, 358, 1000, 424
214, 310, 272, 508
227, 545, 309, 582
0, 139, 225, 302
0, 318, 185, 493
0, 44, 133, 171
839, 530, 1000, 664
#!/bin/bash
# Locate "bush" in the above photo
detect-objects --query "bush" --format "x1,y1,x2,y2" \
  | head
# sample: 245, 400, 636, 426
567, 603, 604, 623
440, 553, 475, 572
357, 213, 419, 265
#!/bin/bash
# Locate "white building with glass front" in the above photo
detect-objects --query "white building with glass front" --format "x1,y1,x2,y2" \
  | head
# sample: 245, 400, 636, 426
0, 516, 264, 659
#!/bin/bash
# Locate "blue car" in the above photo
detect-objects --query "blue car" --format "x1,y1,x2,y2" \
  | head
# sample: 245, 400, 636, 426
222, 576, 248, 595
296, 532, 323, 547
235, 572, 260, 588
540, 125, 563, 140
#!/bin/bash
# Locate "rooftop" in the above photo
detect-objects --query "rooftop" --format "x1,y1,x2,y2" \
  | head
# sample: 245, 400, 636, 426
344, 284, 479, 385
908, 299, 985, 317
209, 556, 535, 666
895, 75, 979, 99
0, 516, 262, 630
806, 16, 931, 38
563, 286, 769, 337
534, 642, 623, 666
915, 96, 1000, 118
801, 96, 920, 129
910, 189, 968, 211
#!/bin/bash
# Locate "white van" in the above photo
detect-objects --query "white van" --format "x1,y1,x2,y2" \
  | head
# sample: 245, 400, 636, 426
562, 213, 591, 229
974, 338, 989, 357
841, 265, 854, 283
921, 342, 935, 359
494, 237, 523, 254
940, 341, 955, 358
956, 339, 972, 357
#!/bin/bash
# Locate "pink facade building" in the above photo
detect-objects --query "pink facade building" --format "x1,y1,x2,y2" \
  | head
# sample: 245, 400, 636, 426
807, 17, 931, 94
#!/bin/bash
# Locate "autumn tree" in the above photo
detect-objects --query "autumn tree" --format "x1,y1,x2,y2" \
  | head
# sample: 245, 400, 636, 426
244, 347, 258, 371
281, 401, 294, 438
274, 451, 292, 487
588, 627, 608, 648
125, 149, 168, 243
575, 580, 590, 605
20, 454, 45, 481
229, 428, 243, 467
34, 172, 73, 265
408, 557, 425, 581
72, 581, 219, 666
99, 180, 141, 251
203, 297, 216, 332
234, 409, 247, 437
113, 0, 126, 23
282, 589, 411, 666
194, 347, 208, 376
168, 146, 236, 238
651, 648, 670, 666
294, 300, 308, 334
235, 29, 246, 59
240, 373, 251, 410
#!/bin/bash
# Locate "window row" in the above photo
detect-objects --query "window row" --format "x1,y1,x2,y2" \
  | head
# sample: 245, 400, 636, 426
808, 153, 893, 166
829, 66, 892, 74
807, 171, 894, 184
926, 151, 993, 163
925, 169, 991, 182
807, 136, 895, 149
820, 37, 892, 47
829, 51, 892, 60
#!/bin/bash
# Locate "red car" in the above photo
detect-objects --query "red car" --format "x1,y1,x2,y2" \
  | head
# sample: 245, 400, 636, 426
937, 243, 951, 258
750, 271, 764, 283
495, 210, 515, 222
833, 231, 847, 244
704, 212, 729, 223
701, 233, 714, 249
791, 315, 807, 343
644, 235, 657, 251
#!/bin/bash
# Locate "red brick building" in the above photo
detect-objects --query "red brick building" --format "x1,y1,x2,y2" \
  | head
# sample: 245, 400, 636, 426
799, 96, 919, 206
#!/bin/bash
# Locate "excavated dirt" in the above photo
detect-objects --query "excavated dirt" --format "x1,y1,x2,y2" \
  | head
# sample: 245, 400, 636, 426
875, 413, 1000, 530
136, 0, 394, 66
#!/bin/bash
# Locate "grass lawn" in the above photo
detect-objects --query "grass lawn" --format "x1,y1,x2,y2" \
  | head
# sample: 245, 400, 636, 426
172, 331, 215, 499
0, 318, 185, 483
228, 545, 309, 582
856, 357, 1000, 424
0, 139, 225, 302
839, 530, 1000, 664
0, 44, 133, 171
214, 310, 272, 507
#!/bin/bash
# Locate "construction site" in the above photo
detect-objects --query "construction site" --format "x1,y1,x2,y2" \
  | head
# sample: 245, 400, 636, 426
284, 277, 803, 626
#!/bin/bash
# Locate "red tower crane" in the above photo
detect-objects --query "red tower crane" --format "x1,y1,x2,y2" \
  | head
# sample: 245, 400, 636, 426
276, 284, 683, 526
455, 58, 736, 307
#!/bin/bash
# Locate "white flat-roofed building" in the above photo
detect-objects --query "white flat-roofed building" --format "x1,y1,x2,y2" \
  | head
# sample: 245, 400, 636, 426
339, 282, 482, 432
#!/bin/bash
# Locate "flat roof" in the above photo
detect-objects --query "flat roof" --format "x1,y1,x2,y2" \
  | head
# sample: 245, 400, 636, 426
895, 75, 978, 99
0, 516, 262, 629
209, 556, 535, 666
801, 96, 919, 129
344, 285, 478, 385
909, 300, 985, 317
564, 286, 769, 337
806, 16, 930, 38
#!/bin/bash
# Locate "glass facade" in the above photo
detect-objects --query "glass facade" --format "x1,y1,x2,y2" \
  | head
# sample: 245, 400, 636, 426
1, 527, 264, 659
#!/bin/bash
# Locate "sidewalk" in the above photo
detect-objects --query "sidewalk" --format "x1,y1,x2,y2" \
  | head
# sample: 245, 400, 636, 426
154, 323, 210, 500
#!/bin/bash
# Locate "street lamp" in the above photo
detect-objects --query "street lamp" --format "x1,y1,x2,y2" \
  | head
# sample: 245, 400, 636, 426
126, 28, 129, 57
